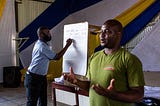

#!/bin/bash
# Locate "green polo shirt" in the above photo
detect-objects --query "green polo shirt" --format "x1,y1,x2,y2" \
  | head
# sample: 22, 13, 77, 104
86, 48, 145, 106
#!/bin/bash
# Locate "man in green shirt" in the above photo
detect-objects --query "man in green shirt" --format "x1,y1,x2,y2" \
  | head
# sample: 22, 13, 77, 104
64, 19, 145, 106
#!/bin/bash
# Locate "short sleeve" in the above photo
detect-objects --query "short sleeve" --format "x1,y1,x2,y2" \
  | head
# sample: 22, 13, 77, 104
126, 55, 145, 87
41, 44, 56, 59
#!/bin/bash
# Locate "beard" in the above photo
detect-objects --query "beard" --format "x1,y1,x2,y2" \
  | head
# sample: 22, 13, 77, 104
101, 41, 114, 49
101, 45, 113, 49
41, 32, 51, 42
44, 35, 51, 41
100, 37, 117, 49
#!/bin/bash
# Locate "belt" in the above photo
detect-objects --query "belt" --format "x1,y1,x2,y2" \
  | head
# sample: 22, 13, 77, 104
26, 71, 46, 78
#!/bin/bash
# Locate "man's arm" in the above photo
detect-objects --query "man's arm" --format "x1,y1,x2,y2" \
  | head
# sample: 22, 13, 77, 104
54, 38, 72, 60
113, 86, 144, 102
73, 78, 90, 91
92, 79, 144, 103
63, 68, 90, 91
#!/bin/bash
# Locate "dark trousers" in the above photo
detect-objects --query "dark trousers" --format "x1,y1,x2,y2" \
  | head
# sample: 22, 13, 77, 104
24, 72, 47, 106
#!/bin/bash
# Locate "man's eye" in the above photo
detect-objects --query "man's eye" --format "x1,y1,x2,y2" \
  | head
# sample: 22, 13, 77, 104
99, 29, 112, 34
103, 29, 110, 33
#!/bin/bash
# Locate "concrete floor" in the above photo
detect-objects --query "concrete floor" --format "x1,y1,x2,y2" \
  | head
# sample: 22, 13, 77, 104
0, 82, 52, 106
0, 82, 69, 106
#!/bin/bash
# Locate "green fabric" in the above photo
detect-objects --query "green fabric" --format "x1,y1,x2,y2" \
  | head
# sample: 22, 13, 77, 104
86, 48, 145, 106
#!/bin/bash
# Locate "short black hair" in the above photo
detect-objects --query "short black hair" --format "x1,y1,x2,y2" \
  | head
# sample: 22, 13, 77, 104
37, 26, 49, 36
38, 26, 48, 30
103, 19, 123, 32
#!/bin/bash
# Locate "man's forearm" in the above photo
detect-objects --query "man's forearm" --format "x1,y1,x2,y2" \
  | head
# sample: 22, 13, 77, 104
106, 86, 144, 103
74, 78, 90, 91
54, 44, 70, 60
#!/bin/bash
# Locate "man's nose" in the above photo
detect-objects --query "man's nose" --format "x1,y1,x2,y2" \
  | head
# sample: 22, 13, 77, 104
101, 33, 108, 38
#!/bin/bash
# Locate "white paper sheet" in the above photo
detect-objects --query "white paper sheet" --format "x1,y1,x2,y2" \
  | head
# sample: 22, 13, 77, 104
63, 22, 89, 75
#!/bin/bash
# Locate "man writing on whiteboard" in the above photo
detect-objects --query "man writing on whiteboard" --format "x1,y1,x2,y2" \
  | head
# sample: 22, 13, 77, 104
64, 19, 145, 106
24, 26, 72, 106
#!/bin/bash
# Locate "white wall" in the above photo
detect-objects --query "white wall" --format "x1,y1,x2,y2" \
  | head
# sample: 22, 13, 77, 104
132, 20, 160, 71
0, 0, 16, 83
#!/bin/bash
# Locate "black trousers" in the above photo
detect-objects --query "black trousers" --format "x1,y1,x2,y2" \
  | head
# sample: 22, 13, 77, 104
24, 72, 47, 106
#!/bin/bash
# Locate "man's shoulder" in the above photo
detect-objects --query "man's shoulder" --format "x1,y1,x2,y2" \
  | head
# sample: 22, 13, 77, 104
35, 40, 48, 46
120, 48, 134, 56
120, 48, 141, 63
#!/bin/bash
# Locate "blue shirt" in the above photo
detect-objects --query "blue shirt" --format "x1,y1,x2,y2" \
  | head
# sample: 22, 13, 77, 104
28, 40, 56, 75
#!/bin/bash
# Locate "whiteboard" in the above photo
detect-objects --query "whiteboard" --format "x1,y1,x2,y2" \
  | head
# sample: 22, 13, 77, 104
63, 22, 89, 75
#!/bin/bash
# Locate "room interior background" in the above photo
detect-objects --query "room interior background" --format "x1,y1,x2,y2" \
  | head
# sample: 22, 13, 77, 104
0, 0, 160, 83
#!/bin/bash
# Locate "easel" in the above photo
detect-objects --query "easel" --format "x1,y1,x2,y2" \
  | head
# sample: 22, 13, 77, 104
12, 37, 29, 66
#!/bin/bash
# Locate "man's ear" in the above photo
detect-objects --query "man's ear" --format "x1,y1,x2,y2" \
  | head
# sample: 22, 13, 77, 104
117, 32, 122, 37
117, 32, 121, 35
117, 32, 123, 41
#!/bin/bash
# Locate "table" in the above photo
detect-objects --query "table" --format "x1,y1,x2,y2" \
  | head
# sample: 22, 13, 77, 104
52, 81, 89, 106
